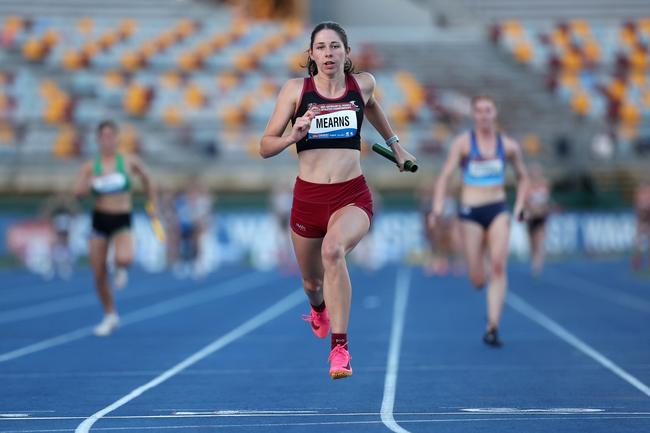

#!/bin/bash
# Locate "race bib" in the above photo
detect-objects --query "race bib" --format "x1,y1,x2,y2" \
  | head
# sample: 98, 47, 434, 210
92, 172, 127, 194
307, 102, 358, 140
467, 159, 504, 178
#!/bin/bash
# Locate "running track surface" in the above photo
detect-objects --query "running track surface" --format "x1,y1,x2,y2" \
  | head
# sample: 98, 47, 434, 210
0, 259, 649, 432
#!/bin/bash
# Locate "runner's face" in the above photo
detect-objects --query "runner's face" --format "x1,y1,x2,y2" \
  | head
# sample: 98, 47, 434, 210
310, 29, 348, 75
97, 127, 118, 154
472, 99, 497, 130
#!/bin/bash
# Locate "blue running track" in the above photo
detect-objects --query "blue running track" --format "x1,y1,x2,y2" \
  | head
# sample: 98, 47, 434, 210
0, 259, 649, 432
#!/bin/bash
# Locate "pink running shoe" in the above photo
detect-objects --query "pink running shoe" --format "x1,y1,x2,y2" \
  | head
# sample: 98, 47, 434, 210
301, 308, 330, 339
328, 344, 352, 380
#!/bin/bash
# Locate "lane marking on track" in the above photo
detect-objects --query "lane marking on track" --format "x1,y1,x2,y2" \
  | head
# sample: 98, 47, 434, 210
0, 272, 274, 363
7, 416, 650, 432
544, 269, 650, 314
4, 410, 650, 422
380, 267, 412, 433
74, 289, 304, 433
508, 292, 650, 398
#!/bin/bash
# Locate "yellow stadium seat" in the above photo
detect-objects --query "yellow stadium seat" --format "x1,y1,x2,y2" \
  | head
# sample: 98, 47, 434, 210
175, 19, 197, 39
82, 41, 101, 59
158, 31, 178, 50
119, 19, 137, 38
607, 78, 626, 101
23, 38, 46, 61
62, 50, 85, 70
561, 50, 582, 72
502, 20, 523, 37
559, 72, 579, 89
583, 39, 601, 63
39, 80, 59, 98
140, 41, 159, 58
513, 41, 533, 63
123, 84, 149, 116
43, 94, 71, 124
259, 79, 278, 98
638, 19, 650, 37
0, 121, 14, 144
551, 28, 569, 48
104, 71, 124, 88
619, 26, 637, 47
629, 72, 646, 88
99, 31, 118, 50
233, 52, 256, 72
118, 124, 140, 154
522, 134, 541, 156
216, 71, 240, 92
53, 125, 78, 158
120, 51, 143, 71
4, 16, 23, 33
395, 71, 425, 109
570, 19, 591, 38
620, 101, 641, 125
251, 43, 269, 59
240, 94, 256, 113
196, 41, 214, 58
220, 105, 245, 127
230, 18, 249, 39
43, 29, 60, 49
210, 33, 231, 51
184, 83, 205, 108
0, 94, 8, 112
287, 52, 305, 74
246, 135, 261, 158
629, 49, 648, 72
284, 20, 304, 39
163, 105, 183, 126
390, 105, 410, 126
177, 51, 201, 72
160, 71, 181, 89
77, 17, 94, 36
570, 91, 591, 116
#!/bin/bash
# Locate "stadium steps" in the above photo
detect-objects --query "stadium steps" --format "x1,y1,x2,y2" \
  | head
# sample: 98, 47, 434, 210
378, 40, 603, 166
0, 0, 221, 19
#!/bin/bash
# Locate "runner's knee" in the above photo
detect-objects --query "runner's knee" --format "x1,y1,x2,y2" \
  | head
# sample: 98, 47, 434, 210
321, 240, 345, 267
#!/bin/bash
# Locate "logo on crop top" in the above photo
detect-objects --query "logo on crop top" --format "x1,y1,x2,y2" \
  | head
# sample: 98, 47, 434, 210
467, 159, 504, 178
307, 102, 359, 140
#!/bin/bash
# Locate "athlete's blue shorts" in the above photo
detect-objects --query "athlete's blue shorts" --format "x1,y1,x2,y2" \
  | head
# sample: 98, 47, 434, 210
458, 201, 508, 230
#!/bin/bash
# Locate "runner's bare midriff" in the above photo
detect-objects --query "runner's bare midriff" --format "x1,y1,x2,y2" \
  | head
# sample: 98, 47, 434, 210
94, 193, 132, 213
298, 148, 362, 184
461, 184, 506, 207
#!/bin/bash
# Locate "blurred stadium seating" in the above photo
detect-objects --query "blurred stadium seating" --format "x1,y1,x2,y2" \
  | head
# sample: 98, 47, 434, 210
0, 0, 647, 201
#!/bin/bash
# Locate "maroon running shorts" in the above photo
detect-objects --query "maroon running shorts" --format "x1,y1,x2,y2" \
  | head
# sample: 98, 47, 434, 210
290, 175, 373, 238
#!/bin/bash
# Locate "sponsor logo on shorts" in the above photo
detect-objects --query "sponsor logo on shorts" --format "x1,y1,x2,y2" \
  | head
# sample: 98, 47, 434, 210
295, 222, 307, 231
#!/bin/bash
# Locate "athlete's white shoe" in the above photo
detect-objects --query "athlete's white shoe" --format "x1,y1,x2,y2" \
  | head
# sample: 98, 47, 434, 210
93, 313, 120, 337
113, 267, 128, 290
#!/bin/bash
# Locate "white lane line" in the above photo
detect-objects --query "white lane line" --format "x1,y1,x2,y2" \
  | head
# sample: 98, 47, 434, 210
74, 289, 304, 433
7, 362, 646, 379
6, 410, 650, 422
380, 267, 412, 433
5, 415, 648, 432
0, 272, 273, 363
508, 292, 650, 398
460, 408, 604, 413
544, 269, 650, 314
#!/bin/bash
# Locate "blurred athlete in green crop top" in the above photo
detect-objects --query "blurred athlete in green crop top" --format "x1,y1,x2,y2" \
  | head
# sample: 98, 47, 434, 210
74, 120, 156, 336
